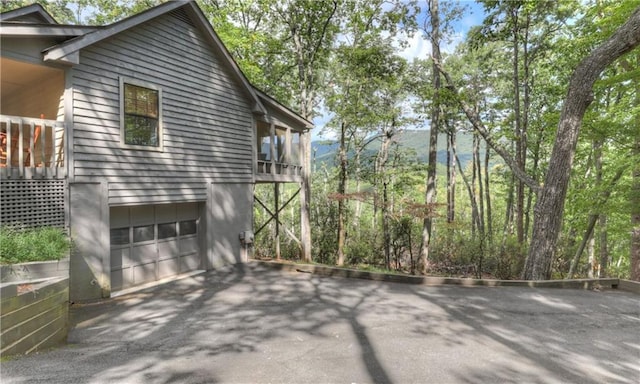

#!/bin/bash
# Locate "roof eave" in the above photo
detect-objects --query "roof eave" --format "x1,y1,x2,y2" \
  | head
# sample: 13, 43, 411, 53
0, 24, 98, 37
0, 4, 58, 24
254, 88, 314, 130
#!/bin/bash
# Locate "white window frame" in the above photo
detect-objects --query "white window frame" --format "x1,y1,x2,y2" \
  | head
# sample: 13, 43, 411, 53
119, 77, 164, 151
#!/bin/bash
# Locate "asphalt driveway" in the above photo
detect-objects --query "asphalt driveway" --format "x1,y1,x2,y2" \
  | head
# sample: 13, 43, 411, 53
1, 262, 639, 384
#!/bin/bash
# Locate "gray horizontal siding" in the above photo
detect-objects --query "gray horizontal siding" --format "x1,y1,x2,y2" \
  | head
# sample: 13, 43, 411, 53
71, 9, 255, 206
108, 181, 207, 206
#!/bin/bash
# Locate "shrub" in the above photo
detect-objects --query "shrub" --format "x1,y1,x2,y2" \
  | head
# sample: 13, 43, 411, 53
0, 227, 71, 264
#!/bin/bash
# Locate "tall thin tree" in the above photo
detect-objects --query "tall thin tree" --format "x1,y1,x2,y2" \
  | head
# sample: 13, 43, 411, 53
419, 0, 442, 274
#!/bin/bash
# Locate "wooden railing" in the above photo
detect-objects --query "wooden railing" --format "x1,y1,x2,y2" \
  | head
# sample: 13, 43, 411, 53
0, 115, 65, 179
256, 160, 302, 177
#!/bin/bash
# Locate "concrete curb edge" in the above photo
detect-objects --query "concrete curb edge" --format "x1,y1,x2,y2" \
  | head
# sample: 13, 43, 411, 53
253, 260, 639, 293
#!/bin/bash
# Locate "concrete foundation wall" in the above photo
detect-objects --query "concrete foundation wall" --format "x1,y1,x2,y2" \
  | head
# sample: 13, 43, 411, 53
207, 182, 253, 268
69, 182, 110, 301
0, 277, 69, 357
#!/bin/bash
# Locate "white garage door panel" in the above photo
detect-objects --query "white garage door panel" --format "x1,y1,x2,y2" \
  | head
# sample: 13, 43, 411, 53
158, 241, 179, 256
181, 253, 200, 271
158, 239, 180, 279
130, 243, 157, 264
180, 236, 198, 254
159, 258, 180, 279
110, 203, 201, 291
133, 262, 156, 285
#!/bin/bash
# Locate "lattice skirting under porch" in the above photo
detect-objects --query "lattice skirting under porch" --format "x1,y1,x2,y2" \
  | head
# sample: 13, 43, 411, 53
1, 179, 66, 229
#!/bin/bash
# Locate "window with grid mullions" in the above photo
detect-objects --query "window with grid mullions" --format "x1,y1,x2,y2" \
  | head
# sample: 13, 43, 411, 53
121, 79, 162, 148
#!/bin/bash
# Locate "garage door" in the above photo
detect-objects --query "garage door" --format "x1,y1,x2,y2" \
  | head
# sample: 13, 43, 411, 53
109, 202, 202, 291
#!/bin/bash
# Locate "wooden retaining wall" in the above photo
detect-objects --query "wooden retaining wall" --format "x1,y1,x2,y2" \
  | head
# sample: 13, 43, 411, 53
1, 258, 69, 282
1, 277, 69, 357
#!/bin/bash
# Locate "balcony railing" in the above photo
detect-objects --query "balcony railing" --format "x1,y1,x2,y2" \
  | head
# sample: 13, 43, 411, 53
256, 160, 303, 177
1, 115, 65, 179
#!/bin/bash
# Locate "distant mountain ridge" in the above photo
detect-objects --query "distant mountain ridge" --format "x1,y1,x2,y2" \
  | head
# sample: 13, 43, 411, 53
311, 129, 483, 168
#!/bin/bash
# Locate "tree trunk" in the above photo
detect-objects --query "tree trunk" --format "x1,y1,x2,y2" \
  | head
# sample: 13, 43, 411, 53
383, 179, 391, 270
598, 214, 608, 278
354, 149, 362, 228
286, 1, 339, 263
419, 0, 441, 275
524, 121, 543, 242
632, 103, 640, 280
450, 131, 456, 224
447, 129, 453, 223
567, 214, 597, 279
631, 55, 640, 281
484, 147, 493, 245
587, 231, 596, 278
471, 134, 478, 237
475, 132, 485, 236
520, 14, 532, 245
593, 138, 603, 277
444, 124, 457, 249
293, 31, 313, 263
523, 7, 640, 280
500, 172, 515, 255
632, 136, 640, 281
336, 121, 348, 266
511, 6, 525, 246
377, 127, 393, 270
566, 165, 625, 278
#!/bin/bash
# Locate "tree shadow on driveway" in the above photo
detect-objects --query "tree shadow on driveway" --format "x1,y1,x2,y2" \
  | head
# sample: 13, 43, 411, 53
402, 284, 640, 383
2, 264, 397, 383
1, 263, 639, 383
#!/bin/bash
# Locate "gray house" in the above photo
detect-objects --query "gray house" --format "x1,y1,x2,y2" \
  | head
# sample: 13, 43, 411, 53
0, 1, 312, 301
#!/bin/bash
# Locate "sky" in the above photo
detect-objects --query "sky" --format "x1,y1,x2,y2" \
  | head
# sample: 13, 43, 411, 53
397, 0, 486, 60
312, 0, 487, 141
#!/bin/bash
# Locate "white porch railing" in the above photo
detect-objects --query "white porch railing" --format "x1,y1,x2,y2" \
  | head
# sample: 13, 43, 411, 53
256, 160, 303, 177
0, 115, 65, 179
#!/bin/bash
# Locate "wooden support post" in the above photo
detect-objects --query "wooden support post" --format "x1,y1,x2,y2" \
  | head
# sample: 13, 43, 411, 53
275, 182, 280, 260
18, 121, 24, 177
29, 122, 35, 175
285, 127, 291, 175
6, 118, 13, 173
269, 122, 276, 175
38, 114, 45, 173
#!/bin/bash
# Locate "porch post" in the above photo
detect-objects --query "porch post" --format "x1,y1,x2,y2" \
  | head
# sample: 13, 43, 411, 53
269, 122, 276, 175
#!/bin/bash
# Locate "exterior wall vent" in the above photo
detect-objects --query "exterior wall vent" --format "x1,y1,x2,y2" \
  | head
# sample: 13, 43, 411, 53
169, 9, 195, 28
